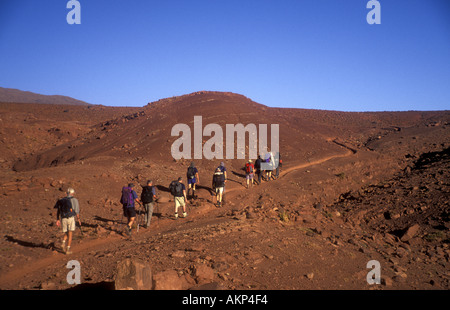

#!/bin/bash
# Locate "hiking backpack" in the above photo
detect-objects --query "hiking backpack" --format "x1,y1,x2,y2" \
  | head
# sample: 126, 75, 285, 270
246, 163, 254, 174
213, 173, 225, 188
141, 186, 154, 204
169, 181, 183, 197
254, 159, 261, 170
59, 197, 76, 219
187, 166, 197, 179
120, 187, 134, 207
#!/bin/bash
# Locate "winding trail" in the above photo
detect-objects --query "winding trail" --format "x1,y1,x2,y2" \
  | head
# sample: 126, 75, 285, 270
224, 139, 356, 194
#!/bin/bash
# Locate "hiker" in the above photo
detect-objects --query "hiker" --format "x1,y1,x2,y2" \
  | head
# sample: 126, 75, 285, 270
212, 167, 226, 207
245, 159, 255, 188
120, 183, 140, 236
216, 162, 227, 201
274, 152, 282, 179
254, 155, 262, 185
186, 162, 200, 199
141, 180, 156, 229
264, 150, 275, 181
169, 177, 188, 219
54, 188, 80, 255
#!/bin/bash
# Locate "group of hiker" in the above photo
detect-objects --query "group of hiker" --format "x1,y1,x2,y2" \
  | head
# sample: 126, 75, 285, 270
244, 151, 282, 188
120, 180, 157, 236
53, 152, 282, 254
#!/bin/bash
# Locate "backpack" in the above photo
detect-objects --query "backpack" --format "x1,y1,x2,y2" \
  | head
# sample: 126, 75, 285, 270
169, 181, 183, 197
213, 172, 225, 188
141, 186, 154, 203
246, 163, 254, 174
59, 197, 76, 219
254, 159, 261, 170
120, 187, 134, 207
187, 166, 196, 179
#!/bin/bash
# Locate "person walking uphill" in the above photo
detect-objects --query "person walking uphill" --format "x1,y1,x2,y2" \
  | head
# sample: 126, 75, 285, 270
264, 150, 275, 181
169, 177, 188, 219
187, 162, 200, 199
254, 155, 262, 185
274, 152, 282, 179
212, 167, 226, 207
54, 188, 80, 255
121, 183, 140, 236
245, 159, 255, 189
216, 162, 227, 203
141, 180, 156, 229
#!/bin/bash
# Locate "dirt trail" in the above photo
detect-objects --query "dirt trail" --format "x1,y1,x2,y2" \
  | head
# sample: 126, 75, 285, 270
280, 150, 353, 178
224, 139, 355, 194
0, 234, 121, 287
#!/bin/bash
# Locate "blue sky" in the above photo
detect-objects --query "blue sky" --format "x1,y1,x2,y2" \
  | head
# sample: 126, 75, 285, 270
0, 0, 449, 111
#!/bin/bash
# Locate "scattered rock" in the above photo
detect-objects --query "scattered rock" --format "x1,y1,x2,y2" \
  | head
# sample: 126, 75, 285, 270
170, 250, 186, 258
392, 273, 407, 283
306, 272, 314, 280
381, 276, 393, 287
96, 225, 107, 234
40, 282, 56, 290
193, 264, 215, 284
189, 282, 222, 290
400, 224, 420, 242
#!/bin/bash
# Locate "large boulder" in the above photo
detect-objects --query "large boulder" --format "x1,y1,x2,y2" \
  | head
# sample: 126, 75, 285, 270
153, 270, 184, 290
400, 224, 420, 242
114, 258, 153, 290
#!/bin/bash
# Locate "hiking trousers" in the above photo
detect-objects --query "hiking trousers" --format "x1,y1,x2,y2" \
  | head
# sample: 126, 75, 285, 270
144, 202, 154, 227
256, 170, 262, 184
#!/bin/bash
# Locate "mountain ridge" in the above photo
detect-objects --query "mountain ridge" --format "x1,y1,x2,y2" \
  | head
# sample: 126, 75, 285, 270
0, 87, 92, 106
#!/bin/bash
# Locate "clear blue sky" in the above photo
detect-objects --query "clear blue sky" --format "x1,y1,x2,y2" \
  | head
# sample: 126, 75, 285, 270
0, 0, 449, 111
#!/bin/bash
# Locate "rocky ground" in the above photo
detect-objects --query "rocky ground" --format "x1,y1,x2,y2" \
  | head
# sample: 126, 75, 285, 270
0, 92, 448, 292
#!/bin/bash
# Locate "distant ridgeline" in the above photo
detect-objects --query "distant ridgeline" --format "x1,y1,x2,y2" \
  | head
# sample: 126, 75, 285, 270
0, 87, 91, 106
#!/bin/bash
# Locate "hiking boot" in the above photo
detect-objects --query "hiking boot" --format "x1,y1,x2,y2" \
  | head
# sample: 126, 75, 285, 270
183, 212, 187, 218
175, 213, 179, 220
65, 247, 72, 255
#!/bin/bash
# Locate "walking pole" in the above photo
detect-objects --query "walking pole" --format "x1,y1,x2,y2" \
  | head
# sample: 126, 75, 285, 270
156, 201, 160, 225
137, 201, 144, 233
186, 196, 191, 216
136, 203, 141, 233
77, 218, 84, 236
